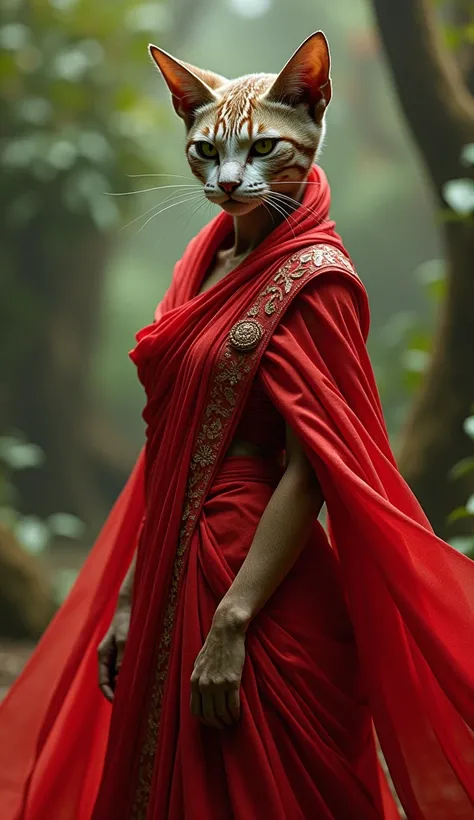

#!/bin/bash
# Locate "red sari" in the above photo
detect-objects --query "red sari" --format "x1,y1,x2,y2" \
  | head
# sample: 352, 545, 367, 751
1, 166, 473, 819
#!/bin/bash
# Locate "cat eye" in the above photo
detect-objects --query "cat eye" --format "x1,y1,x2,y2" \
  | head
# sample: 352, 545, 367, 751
195, 141, 218, 159
250, 138, 277, 156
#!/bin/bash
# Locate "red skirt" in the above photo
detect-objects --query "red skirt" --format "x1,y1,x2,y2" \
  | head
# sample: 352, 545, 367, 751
141, 455, 388, 819
2, 455, 394, 819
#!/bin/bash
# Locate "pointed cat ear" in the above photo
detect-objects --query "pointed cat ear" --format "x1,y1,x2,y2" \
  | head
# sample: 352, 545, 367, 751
148, 45, 226, 127
265, 32, 331, 123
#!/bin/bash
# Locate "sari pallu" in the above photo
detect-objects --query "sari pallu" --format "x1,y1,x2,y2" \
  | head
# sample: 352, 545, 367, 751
260, 277, 474, 818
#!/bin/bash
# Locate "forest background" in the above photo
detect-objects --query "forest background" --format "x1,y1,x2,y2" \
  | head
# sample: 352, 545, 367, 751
1, 0, 473, 659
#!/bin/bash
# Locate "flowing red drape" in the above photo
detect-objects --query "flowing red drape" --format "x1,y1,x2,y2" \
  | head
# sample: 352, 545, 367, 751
261, 279, 474, 818
0, 453, 145, 819
0, 165, 473, 818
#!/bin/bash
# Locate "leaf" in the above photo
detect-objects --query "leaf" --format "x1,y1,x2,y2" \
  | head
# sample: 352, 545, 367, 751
414, 259, 446, 303
15, 96, 52, 125
463, 416, 474, 440
47, 512, 84, 539
447, 506, 474, 525
0, 23, 31, 50
442, 178, 474, 216
0, 437, 45, 470
466, 495, 474, 516
448, 536, 474, 555
77, 131, 111, 162
378, 311, 416, 348
402, 349, 430, 374
15, 515, 50, 553
461, 144, 474, 167
443, 25, 465, 50
449, 457, 474, 481
47, 139, 78, 170
230, 0, 272, 18
0, 506, 19, 529
126, 3, 171, 33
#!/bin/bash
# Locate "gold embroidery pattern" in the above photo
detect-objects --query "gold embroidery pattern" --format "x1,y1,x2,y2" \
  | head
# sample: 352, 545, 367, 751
131, 243, 356, 818
247, 243, 356, 318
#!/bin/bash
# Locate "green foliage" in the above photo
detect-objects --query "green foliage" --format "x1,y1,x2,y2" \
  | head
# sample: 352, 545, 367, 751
443, 179, 474, 216
0, 434, 84, 554
442, 144, 474, 218
447, 413, 474, 556
0, 0, 167, 234
438, 0, 474, 50
373, 258, 444, 436
374, 145, 474, 555
443, 146, 474, 555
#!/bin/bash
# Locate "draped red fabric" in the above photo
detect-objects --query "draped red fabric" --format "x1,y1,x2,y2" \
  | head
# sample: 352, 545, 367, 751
260, 279, 474, 818
0, 164, 472, 819
128, 454, 393, 820
0, 453, 145, 819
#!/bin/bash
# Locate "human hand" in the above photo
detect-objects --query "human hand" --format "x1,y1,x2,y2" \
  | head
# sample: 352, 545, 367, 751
97, 605, 131, 702
190, 617, 246, 729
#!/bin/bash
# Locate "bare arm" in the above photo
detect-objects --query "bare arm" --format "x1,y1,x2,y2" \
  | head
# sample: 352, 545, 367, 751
118, 554, 136, 607
215, 423, 324, 629
98, 554, 136, 702
190, 422, 325, 728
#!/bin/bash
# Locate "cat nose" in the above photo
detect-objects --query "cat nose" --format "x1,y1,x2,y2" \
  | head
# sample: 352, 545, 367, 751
218, 180, 240, 194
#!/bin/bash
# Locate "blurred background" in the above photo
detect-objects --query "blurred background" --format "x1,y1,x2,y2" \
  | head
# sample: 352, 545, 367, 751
0, 0, 473, 680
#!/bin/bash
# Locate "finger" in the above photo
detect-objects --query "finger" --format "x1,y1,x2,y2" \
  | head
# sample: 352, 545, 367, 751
98, 638, 116, 703
98, 654, 115, 702
116, 639, 126, 669
201, 690, 224, 729
190, 684, 202, 719
227, 686, 241, 722
214, 689, 233, 726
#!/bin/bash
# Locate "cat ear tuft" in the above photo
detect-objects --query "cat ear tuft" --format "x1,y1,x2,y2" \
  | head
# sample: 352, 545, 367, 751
265, 32, 332, 123
148, 44, 226, 127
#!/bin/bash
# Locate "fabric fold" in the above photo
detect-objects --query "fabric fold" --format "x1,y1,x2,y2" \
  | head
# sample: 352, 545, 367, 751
260, 275, 474, 818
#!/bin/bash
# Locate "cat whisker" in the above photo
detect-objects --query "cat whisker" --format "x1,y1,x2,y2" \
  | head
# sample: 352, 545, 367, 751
153, 194, 208, 248
105, 183, 202, 197
265, 192, 310, 229
119, 188, 201, 232
135, 193, 203, 235
270, 180, 322, 185
257, 198, 276, 227
120, 201, 164, 232
268, 190, 325, 225
263, 195, 297, 239
265, 191, 300, 214
181, 196, 211, 235
127, 173, 197, 182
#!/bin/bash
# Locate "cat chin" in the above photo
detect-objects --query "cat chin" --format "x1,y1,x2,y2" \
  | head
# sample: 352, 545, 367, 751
217, 199, 261, 216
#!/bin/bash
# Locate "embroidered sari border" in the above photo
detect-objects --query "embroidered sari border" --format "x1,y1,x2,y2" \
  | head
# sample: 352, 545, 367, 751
130, 243, 357, 818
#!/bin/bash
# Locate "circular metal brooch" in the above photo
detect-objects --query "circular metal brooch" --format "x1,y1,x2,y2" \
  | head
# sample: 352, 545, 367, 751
228, 319, 264, 351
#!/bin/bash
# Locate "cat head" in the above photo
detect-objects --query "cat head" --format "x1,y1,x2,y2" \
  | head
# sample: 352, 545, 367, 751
149, 33, 331, 216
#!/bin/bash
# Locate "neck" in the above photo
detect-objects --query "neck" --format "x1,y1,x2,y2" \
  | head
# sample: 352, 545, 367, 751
229, 181, 306, 257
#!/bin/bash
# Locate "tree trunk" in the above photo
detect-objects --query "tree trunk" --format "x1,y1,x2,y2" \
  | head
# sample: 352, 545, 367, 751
371, 0, 474, 536
1, 200, 114, 529
399, 219, 474, 535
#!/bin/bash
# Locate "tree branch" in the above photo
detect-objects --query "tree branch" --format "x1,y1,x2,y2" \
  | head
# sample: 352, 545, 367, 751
371, 0, 474, 189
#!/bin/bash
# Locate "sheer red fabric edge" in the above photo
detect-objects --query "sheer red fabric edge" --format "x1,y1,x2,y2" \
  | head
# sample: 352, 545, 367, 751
260, 275, 474, 819
0, 452, 145, 819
